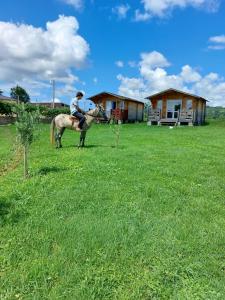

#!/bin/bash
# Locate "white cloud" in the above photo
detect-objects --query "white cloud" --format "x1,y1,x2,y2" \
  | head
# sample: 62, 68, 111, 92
115, 60, 124, 68
140, 51, 170, 79
0, 15, 90, 99
113, 4, 130, 19
117, 74, 146, 99
117, 50, 225, 106
128, 61, 138, 68
61, 0, 84, 10
180, 65, 202, 82
134, 10, 151, 21
93, 77, 98, 84
136, 0, 220, 20
208, 34, 225, 50
209, 35, 225, 43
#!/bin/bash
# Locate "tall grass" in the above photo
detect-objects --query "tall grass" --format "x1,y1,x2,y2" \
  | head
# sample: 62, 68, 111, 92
0, 120, 225, 299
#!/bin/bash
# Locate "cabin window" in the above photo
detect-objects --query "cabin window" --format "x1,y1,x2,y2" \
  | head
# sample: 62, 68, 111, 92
157, 100, 162, 110
187, 99, 192, 110
167, 100, 182, 119
119, 101, 125, 109
106, 100, 112, 117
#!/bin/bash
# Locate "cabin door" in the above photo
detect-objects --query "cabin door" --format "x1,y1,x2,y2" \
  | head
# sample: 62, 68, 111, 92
167, 100, 181, 119
106, 101, 112, 118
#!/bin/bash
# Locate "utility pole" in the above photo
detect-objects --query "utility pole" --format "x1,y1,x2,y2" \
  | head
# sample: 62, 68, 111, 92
51, 80, 55, 108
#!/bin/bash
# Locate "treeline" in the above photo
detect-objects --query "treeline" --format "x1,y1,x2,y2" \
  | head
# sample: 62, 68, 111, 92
0, 102, 70, 118
206, 106, 225, 120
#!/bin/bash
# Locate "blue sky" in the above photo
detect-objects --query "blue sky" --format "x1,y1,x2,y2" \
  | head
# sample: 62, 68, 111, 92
0, 0, 225, 106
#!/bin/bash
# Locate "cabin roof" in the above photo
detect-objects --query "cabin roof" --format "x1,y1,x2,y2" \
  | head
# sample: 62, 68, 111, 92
145, 88, 209, 102
88, 91, 144, 104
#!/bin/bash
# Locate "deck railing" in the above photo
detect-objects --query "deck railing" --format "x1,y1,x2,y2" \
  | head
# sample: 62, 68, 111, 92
148, 109, 194, 126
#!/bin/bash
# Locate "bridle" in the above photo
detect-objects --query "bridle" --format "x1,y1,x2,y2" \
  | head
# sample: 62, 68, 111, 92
85, 107, 105, 119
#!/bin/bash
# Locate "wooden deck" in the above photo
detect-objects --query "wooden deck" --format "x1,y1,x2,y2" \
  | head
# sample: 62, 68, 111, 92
148, 109, 194, 126
159, 118, 178, 126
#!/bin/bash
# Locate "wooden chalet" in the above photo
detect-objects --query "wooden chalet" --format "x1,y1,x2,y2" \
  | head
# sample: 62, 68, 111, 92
146, 88, 208, 126
88, 92, 144, 122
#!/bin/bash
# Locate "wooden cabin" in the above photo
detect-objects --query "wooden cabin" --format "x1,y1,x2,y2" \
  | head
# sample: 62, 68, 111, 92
88, 92, 144, 122
146, 88, 208, 126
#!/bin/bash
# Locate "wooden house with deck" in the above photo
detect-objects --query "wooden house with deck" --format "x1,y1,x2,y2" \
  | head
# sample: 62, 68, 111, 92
88, 92, 144, 123
146, 88, 208, 126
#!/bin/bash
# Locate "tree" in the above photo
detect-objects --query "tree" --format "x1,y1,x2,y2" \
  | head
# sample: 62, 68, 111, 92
13, 103, 40, 178
10, 85, 30, 103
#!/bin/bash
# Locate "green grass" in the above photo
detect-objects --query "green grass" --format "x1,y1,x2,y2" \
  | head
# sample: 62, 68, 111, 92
0, 121, 225, 299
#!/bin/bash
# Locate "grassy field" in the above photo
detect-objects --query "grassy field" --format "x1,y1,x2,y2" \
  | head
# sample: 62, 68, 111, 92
0, 121, 225, 299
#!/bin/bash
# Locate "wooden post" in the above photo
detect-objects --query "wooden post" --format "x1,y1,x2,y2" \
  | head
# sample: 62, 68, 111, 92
52, 80, 55, 109
24, 145, 28, 178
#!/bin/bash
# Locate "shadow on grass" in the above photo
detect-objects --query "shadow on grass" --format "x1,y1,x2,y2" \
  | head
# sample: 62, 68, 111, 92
62, 144, 116, 149
0, 199, 28, 226
0, 201, 11, 218
38, 166, 68, 175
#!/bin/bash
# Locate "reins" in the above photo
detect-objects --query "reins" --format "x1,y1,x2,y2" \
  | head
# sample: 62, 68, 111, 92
85, 112, 98, 118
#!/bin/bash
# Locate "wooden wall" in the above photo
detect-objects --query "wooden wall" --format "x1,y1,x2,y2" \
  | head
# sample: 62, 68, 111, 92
91, 96, 144, 121
150, 91, 206, 124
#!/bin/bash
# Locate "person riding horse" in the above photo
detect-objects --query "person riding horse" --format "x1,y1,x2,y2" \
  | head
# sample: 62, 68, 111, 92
70, 91, 86, 129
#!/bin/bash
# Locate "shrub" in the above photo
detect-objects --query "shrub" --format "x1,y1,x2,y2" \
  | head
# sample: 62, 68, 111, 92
0, 102, 70, 119
0, 102, 15, 116
41, 107, 70, 118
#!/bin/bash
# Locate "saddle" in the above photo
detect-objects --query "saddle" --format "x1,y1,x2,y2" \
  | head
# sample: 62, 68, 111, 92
69, 116, 79, 127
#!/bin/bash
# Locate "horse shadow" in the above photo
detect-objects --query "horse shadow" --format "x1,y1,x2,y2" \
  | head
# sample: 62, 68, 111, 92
38, 166, 68, 175
63, 144, 126, 149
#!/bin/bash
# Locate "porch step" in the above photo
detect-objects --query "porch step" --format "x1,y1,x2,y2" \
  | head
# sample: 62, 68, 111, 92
159, 118, 178, 126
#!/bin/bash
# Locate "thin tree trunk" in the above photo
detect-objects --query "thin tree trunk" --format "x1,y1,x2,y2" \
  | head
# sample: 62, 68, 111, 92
24, 145, 28, 178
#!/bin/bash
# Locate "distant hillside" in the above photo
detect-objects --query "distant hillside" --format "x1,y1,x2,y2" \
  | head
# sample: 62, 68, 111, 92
206, 106, 225, 119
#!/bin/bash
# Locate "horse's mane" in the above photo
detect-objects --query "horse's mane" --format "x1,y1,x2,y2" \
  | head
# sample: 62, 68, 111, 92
85, 106, 98, 116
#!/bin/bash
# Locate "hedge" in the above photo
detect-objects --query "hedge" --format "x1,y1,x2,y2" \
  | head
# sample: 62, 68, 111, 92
0, 102, 70, 118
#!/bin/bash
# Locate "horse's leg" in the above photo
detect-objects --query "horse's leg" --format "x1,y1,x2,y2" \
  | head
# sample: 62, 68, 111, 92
58, 127, 65, 148
81, 131, 86, 147
78, 132, 82, 148
55, 129, 59, 148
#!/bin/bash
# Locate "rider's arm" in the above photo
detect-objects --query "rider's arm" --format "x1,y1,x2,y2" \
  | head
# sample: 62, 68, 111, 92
76, 103, 85, 114
72, 98, 85, 114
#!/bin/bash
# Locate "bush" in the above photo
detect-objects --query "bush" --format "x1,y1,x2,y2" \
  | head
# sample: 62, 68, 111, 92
207, 106, 225, 120
41, 107, 70, 118
0, 102, 15, 116
0, 102, 70, 118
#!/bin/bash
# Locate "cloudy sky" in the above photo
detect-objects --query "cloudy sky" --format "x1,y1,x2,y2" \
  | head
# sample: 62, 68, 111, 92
0, 0, 225, 106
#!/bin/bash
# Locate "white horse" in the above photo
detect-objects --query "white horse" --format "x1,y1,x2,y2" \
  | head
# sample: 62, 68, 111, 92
50, 105, 108, 148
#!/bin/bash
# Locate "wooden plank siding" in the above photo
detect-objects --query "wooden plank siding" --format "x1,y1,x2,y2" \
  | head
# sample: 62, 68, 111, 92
147, 89, 207, 125
88, 92, 144, 122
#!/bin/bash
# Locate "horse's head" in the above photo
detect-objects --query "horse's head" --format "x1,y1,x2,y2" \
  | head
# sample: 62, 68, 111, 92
95, 104, 108, 121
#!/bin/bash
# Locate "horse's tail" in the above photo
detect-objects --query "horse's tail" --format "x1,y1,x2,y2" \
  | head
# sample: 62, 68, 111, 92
50, 118, 55, 145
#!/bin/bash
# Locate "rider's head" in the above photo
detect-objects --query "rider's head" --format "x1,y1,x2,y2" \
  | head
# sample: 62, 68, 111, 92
76, 91, 84, 100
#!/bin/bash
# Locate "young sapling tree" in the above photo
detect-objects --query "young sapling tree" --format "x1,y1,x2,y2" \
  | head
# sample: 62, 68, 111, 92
13, 103, 40, 178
